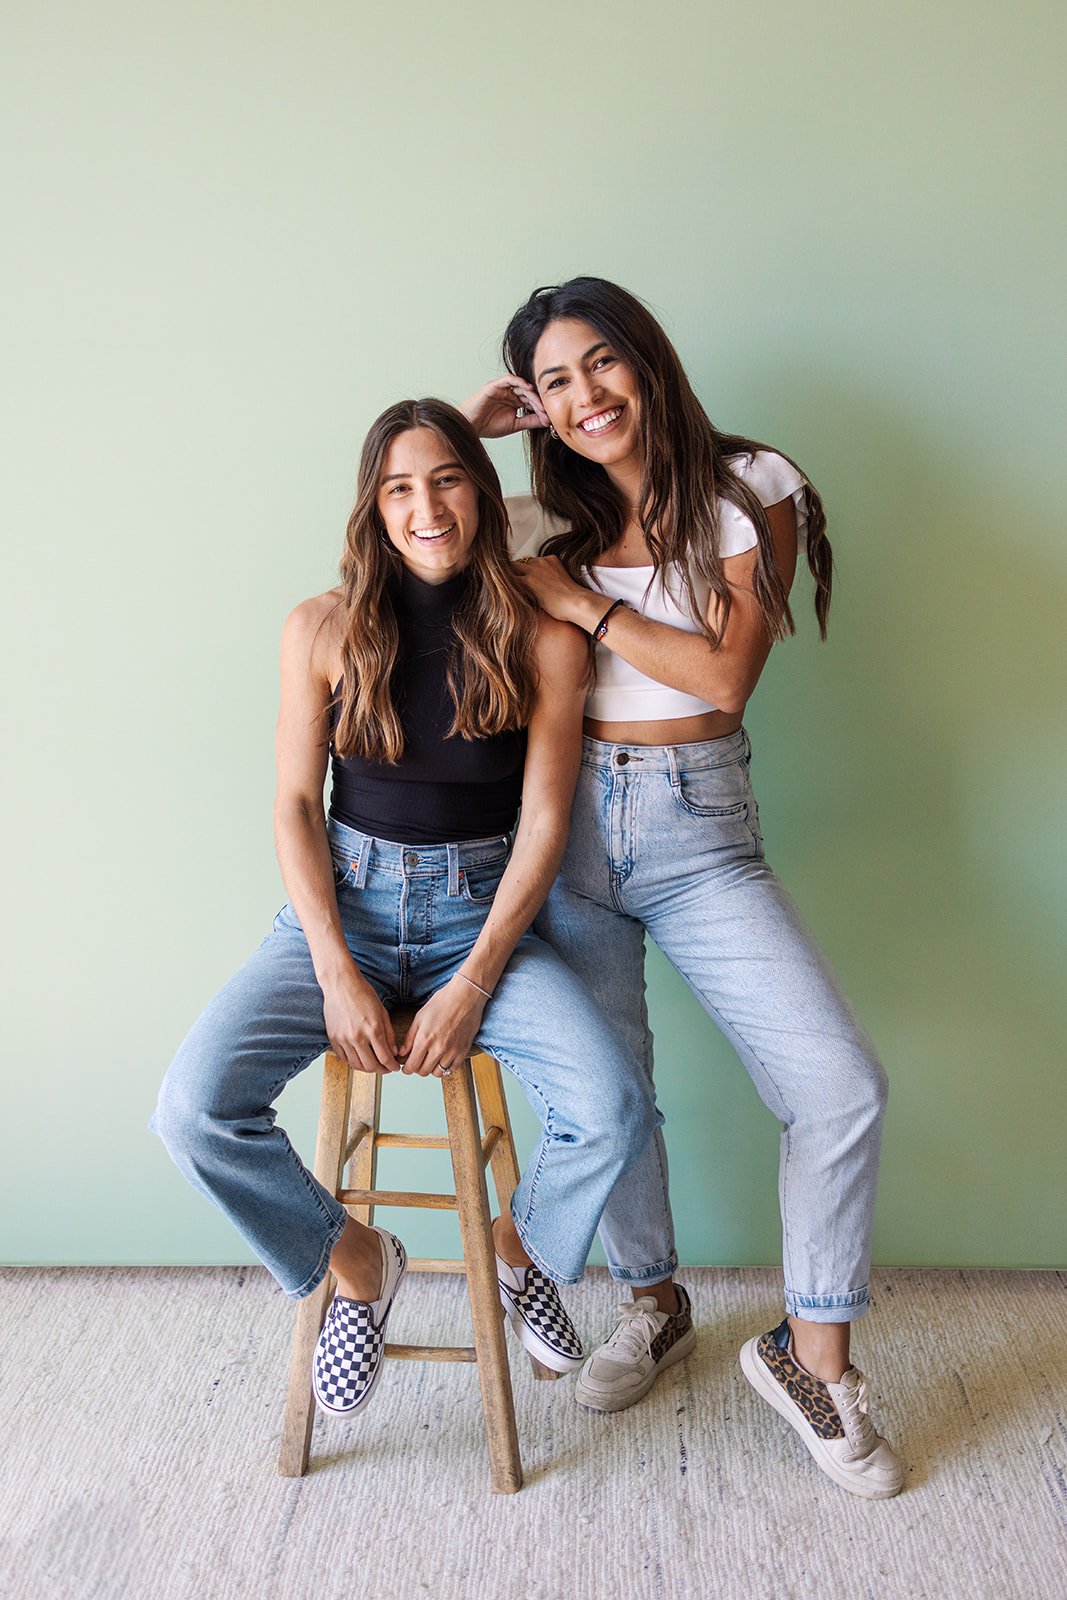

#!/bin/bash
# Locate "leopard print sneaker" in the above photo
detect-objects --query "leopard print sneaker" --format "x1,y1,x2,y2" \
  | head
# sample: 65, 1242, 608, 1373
740, 1318, 904, 1498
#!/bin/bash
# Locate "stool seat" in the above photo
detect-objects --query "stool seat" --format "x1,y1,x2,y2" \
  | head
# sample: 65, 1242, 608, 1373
278, 1007, 557, 1493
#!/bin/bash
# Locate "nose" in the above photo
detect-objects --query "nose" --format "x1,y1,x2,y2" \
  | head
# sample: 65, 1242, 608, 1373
573, 370, 603, 408
412, 478, 445, 524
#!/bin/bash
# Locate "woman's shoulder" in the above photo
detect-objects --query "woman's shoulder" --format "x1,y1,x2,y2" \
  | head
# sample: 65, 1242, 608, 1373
281, 587, 345, 676
506, 495, 570, 558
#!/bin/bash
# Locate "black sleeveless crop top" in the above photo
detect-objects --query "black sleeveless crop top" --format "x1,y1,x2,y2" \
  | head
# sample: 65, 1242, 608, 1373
328, 567, 527, 845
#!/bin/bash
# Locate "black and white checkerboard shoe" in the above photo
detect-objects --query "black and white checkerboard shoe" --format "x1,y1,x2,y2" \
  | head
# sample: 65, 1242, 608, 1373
313, 1226, 407, 1415
497, 1255, 584, 1372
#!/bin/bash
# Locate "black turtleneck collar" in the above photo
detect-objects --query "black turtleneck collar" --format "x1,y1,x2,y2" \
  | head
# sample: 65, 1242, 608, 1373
397, 563, 472, 621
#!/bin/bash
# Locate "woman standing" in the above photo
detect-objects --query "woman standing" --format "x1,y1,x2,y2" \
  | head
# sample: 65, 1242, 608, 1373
462, 279, 903, 1498
154, 398, 659, 1419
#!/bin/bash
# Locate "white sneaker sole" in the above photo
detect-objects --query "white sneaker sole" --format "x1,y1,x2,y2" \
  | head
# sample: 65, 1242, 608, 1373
576, 1325, 697, 1412
739, 1336, 903, 1499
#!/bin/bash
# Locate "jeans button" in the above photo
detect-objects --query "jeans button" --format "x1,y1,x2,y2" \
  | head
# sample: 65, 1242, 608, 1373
405, 851, 420, 868
616, 751, 629, 766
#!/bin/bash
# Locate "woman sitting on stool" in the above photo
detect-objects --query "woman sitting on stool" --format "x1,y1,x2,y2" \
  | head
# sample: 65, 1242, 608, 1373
153, 398, 660, 1416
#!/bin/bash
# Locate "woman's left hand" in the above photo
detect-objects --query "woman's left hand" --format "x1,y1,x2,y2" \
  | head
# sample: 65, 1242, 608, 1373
399, 975, 487, 1077
518, 555, 598, 631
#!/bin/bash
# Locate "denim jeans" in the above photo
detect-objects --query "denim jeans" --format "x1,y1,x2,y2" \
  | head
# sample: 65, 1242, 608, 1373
534, 730, 888, 1324
153, 821, 660, 1298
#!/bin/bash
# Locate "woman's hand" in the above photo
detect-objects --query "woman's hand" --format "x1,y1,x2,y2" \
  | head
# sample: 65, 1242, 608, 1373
399, 975, 486, 1077
321, 966, 399, 1075
459, 376, 549, 439
518, 555, 601, 631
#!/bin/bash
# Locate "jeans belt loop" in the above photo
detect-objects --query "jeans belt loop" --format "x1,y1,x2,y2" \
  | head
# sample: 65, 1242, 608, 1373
354, 833, 371, 889
446, 842, 460, 896
666, 745, 681, 787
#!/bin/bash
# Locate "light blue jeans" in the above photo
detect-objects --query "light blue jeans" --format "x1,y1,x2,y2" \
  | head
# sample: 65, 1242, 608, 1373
534, 730, 888, 1324
153, 821, 661, 1298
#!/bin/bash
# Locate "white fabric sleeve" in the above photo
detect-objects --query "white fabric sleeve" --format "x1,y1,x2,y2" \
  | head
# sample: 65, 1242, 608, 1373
718, 451, 809, 558
505, 495, 570, 558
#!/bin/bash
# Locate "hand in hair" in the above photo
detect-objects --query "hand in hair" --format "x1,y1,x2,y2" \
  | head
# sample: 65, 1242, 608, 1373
459, 375, 549, 439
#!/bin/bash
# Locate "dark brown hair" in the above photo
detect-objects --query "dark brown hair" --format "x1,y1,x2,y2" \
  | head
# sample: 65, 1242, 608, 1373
503, 277, 832, 644
334, 398, 537, 764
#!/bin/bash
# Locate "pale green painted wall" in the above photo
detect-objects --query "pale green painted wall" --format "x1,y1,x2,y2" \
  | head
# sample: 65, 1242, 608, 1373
2, 1, 1064, 1270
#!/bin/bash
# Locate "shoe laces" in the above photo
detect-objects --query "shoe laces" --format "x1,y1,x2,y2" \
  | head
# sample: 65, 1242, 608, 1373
602, 1299, 663, 1363
830, 1369, 877, 1461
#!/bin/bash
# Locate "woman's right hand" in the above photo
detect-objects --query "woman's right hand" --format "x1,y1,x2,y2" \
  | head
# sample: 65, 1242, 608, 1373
458, 376, 549, 438
321, 966, 399, 1074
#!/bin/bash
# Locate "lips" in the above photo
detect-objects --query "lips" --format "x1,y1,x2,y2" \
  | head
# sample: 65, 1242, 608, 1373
411, 523, 456, 542
578, 407, 623, 435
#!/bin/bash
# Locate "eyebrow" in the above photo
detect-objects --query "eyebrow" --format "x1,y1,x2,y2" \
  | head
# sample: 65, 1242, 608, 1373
536, 341, 609, 385
380, 459, 464, 483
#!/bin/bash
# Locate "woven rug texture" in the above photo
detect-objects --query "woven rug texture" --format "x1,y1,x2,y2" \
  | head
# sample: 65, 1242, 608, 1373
0, 1265, 1064, 1600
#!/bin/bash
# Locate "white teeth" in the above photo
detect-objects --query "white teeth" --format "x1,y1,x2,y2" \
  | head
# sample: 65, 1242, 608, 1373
412, 524, 455, 539
580, 408, 622, 434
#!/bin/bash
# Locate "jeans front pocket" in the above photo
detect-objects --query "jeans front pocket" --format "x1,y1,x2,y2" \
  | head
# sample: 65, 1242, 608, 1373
674, 760, 750, 819
459, 861, 507, 904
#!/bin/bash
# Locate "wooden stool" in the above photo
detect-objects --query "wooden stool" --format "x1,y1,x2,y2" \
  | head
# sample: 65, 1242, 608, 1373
277, 1008, 557, 1494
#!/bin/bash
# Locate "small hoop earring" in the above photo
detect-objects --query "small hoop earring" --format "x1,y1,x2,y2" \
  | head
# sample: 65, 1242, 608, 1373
549, 425, 559, 440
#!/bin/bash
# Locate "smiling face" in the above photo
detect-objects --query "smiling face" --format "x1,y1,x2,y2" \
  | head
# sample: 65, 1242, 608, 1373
376, 427, 481, 584
533, 317, 644, 484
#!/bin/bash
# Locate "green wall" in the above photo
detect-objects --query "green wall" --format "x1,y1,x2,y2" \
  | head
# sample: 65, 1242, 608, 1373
3, 1, 1064, 1270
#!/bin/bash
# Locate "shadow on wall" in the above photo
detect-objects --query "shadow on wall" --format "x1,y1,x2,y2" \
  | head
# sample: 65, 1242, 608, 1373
647, 377, 1067, 1272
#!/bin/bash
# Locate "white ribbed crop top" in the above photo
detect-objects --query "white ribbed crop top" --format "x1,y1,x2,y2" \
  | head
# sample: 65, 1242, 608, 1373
507, 450, 807, 722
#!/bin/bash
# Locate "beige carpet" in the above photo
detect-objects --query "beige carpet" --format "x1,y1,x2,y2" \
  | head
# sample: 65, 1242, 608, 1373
0, 1265, 1064, 1600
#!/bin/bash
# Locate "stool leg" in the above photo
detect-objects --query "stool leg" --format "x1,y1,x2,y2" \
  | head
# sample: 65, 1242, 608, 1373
471, 1052, 560, 1384
443, 1064, 523, 1494
346, 1068, 382, 1226
278, 1052, 352, 1477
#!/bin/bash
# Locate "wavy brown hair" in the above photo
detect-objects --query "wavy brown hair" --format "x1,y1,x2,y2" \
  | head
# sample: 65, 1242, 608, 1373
503, 277, 833, 644
334, 399, 537, 764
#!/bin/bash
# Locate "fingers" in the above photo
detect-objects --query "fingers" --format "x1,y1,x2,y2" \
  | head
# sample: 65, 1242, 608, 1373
507, 378, 549, 428
329, 1017, 399, 1075
397, 1023, 449, 1078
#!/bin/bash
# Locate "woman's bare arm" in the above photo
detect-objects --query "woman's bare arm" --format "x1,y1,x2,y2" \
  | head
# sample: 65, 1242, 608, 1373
273, 594, 399, 1073
399, 614, 588, 1076
520, 497, 799, 716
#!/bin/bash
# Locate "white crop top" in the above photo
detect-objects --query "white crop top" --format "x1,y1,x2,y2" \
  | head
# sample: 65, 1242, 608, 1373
506, 450, 807, 722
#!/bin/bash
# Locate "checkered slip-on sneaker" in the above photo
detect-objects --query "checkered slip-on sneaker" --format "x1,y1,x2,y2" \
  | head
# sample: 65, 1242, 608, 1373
496, 1255, 584, 1372
740, 1317, 905, 1499
576, 1283, 696, 1412
312, 1227, 407, 1416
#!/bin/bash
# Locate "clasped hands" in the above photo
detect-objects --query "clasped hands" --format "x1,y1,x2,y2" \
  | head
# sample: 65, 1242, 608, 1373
322, 967, 487, 1080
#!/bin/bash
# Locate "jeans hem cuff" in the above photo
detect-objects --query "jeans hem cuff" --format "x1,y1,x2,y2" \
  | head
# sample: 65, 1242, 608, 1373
608, 1257, 678, 1286
784, 1287, 869, 1324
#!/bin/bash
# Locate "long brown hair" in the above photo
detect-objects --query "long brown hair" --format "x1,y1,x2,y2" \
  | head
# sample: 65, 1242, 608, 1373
502, 277, 833, 644
334, 399, 537, 764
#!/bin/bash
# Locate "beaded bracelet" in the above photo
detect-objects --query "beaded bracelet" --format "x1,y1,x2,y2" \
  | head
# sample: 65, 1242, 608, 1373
593, 598, 627, 643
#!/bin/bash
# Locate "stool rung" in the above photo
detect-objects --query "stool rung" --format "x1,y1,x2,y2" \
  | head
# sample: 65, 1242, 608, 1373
385, 1343, 477, 1363
375, 1132, 451, 1149
344, 1121, 372, 1162
343, 1126, 504, 1168
405, 1258, 467, 1273
339, 1187, 457, 1210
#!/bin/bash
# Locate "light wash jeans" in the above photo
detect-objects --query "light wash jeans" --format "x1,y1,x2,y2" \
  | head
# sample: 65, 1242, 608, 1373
534, 730, 888, 1324
153, 821, 661, 1298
